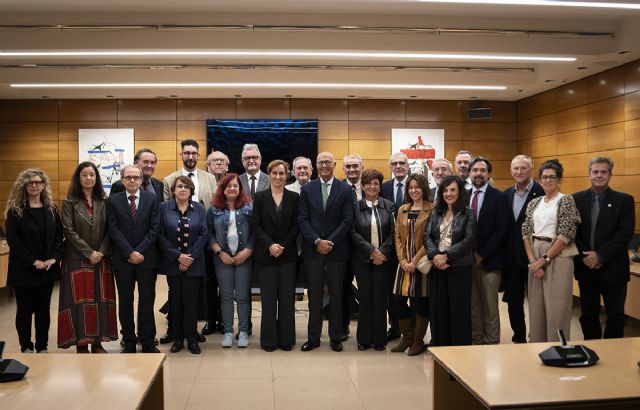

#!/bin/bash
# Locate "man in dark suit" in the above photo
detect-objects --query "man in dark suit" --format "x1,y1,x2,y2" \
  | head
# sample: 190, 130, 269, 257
573, 156, 635, 339
503, 155, 544, 343
298, 151, 354, 352
239, 143, 270, 199
469, 156, 508, 345
380, 152, 410, 341
107, 164, 161, 353
110, 148, 164, 204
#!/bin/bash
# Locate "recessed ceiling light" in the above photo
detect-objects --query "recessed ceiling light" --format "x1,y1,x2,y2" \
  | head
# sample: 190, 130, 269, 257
469, 96, 478, 99
545, 79, 555, 83
416, 1, 640, 10
106, 95, 115, 98
347, 95, 356, 98
234, 94, 242, 98
518, 89, 526, 92
577, 66, 588, 70
409, 95, 418, 98
284, 94, 293, 98
41, 95, 49, 98
170, 94, 178, 98
618, 50, 630, 54
0, 50, 576, 62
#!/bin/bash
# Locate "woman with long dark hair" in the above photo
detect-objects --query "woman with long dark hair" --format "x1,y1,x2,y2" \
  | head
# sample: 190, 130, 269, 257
5, 168, 63, 353
58, 161, 117, 353
424, 175, 477, 346
207, 173, 255, 348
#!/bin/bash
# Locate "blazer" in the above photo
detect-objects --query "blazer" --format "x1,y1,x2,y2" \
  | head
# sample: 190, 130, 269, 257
469, 184, 509, 272
106, 190, 160, 270
394, 201, 433, 267
251, 188, 299, 265
207, 203, 255, 262
424, 207, 478, 268
298, 178, 354, 261
61, 197, 110, 260
504, 181, 544, 268
573, 187, 635, 285
522, 194, 581, 246
6, 205, 63, 287
350, 197, 396, 264
157, 200, 208, 277
163, 169, 217, 211
239, 172, 270, 196
380, 178, 406, 208
111, 176, 164, 205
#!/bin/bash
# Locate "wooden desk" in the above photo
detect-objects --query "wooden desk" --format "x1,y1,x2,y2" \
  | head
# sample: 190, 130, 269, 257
0, 353, 165, 410
430, 338, 640, 409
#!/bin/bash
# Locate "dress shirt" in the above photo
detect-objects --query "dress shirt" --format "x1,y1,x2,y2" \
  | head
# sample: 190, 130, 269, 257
394, 176, 408, 202
320, 176, 335, 196
512, 178, 534, 219
182, 168, 200, 203
349, 179, 362, 201
469, 183, 488, 219
125, 191, 140, 210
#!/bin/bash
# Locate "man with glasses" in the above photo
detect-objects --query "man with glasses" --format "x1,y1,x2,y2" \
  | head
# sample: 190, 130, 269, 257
206, 151, 230, 184
107, 165, 160, 353
111, 148, 164, 205
430, 158, 452, 200
380, 152, 410, 341
239, 143, 270, 200
298, 152, 354, 352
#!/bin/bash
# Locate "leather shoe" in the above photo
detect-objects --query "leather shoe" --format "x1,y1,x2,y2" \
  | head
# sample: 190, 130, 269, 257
300, 341, 320, 352
279, 345, 293, 351
357, 343, 370, 351
188, 342, 201, 354
170, 342, 184, 353
374, 345, 386, 351
197, 333, 206, 343
120, 345, 136, 354
201, 322, 216, 336
387, 327, 401, 341
159, 332, 174, 344
339, 333, 349, 342
330, 341, 343, 352
142, 346, 161, 353
262, 346, 277, 352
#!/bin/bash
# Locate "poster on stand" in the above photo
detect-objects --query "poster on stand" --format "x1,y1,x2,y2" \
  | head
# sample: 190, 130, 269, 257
78, 128, 134, 194
391, 128, 444, 187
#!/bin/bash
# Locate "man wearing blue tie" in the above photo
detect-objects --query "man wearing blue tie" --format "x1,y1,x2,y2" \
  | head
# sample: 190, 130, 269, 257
298, 152, 354, 352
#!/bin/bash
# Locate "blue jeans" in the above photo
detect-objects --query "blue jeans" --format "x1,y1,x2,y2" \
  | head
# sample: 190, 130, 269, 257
215, 259, 252, 333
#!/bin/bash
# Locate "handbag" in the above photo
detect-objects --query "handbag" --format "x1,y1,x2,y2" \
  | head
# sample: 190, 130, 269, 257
417, 255, 433, 274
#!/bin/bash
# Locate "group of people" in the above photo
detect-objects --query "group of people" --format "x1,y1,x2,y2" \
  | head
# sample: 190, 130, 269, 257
4, 139, 635, 357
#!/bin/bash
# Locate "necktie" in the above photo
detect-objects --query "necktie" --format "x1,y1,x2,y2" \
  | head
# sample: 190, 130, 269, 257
187, 172, 194, 179
471, 190, 480, 220
351, 183, 358, 201
590, 194, 600, 249
321, 182, 329, 209
143, 178, 149, 192
250, 175, 256, 199
395, 182, 403, 209
129, 195, 137, 217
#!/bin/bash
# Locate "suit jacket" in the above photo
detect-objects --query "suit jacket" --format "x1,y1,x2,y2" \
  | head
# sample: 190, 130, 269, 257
61, 197, 110, 260
107, 191, 160, 270
380, 178, 400, 205
163, 169, 217, 211
239, 172, 270, 196
469, 184, 509, 272
298, 178, 354, 261
111, 177, 164, 206
157, 200, 208, 277
424, 207, 478, 267
6, 205, 63, 287
251, 188, 299, 265
504, 181, 544, 268
573, 187, 635, 285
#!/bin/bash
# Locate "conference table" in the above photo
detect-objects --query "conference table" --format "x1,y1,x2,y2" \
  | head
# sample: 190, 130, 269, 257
430, 337, 640, 409
0, 353, 165, 410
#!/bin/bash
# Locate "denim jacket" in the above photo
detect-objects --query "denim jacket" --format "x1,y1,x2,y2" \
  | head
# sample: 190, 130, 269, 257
207, 204, 255, 256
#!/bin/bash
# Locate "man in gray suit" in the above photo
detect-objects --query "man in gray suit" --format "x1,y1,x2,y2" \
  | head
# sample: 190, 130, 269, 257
239, 143, 270, 200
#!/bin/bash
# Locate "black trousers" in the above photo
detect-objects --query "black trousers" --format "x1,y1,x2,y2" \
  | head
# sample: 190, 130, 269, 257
305, 257, 346, 343
386, 257, 400, 330
429, 265, 472, 346
391, 294, 429, 319
114, 266, 157, 348
258, 262, 297, 348
167, 275, 201, 343
353, 260, 389, 346
502, 261, 528, 342
578, 278, 627, 339
205, 248, 222, 325
14, 283, 54, 352
342, 263, 355, 331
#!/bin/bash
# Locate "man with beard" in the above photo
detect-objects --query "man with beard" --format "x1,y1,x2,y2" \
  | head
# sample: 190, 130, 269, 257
286, 156, 313, 194
455, 150, 473, 190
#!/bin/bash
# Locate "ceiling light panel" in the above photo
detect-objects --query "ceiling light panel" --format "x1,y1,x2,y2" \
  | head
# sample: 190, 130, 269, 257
416, 0, 640, 10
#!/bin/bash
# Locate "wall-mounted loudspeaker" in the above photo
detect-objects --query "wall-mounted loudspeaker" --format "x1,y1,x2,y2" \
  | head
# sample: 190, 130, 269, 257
468, 107, 492, 120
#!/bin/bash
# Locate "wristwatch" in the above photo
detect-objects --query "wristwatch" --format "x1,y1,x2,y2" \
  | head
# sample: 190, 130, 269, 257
542, 254, 552, 263
215, 249, 222, 256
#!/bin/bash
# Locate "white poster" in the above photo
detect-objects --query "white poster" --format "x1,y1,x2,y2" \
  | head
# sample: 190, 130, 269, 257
391, 128, 445, 187
78, 129, 135, 194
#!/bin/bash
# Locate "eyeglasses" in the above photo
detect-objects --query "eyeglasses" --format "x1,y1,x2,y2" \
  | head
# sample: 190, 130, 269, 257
541, 175, 558, 181
182, 151, 199, 157
175, 184, 190, 190
243, 156, 260, 162
344, 164, 360, 170
391, 161, 407, 167
317, 160, 334, 167
26, 180, 44, 187
122, 175, 142, 182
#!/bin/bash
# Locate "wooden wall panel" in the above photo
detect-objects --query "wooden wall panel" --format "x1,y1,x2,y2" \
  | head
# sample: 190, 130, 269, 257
405, 100, 462, 122
291, 99, 348, 120
318, 121, 348, 140
445, 140, 463, 161
587, 96, 625, 128
625, 118, 640, 147
362, 159, 392, 179
0, 122, 58, 141
135, 141, 178, 162
58, 141, 78, 162
119, 121, 177, 141
0, 100, 59, 121
490, 160, 512, 180
532, 135, 557, 158
59, 100, 117, 121
58, 161, 78, 182
117, 99, 177, 121
560, 177, 589, 195
236, 99, 290, 119
176, 121, 204, 141
624, 60, 640, 94
176, 99, 236, 120
1, 141, 58, 161
461, 122, 516, 141
625, 146, 640, 175
59, 122, 118, 140
349, 100, 405, 121
348, 140, 391, 159
154, 161, 180, 181
405, 122, 462, 140
587, 123, 625, 152
463, 141, 515, 160
557, 130, 587, 155
587, 66, 625, 103
556, 106, 588, 133
348, 121, 404, 140
318, 140, 349, 159
625, 91, 640, 121
0, 161, 59, 181
556, 79, 587, 112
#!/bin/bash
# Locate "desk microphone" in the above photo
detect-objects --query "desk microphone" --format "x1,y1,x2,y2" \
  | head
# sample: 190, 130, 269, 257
538, 330, 599, 368
0, 341, 29, 382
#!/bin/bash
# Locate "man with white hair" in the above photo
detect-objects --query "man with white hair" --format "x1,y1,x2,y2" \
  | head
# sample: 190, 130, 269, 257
343, 154, 364, 201
206, 150, 230, 183
286, 156, 313, 194
430, 158, 452, 200
239, 143, 270, 199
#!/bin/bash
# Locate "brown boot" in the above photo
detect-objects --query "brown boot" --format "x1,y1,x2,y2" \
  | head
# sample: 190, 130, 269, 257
390, 318, 414, 353
407, 315, 429, 356
91, 343, 108, 354
76, 345, 89, 354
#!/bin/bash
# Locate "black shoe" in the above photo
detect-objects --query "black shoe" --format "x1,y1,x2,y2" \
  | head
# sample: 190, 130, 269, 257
301, 341, 320, 352
201, 322, 216, 336
188, 342, 201, 354
142, 345, 161, 353
170, 342, 184, 353
248, 321, 253, 336
153, 338, 159, 346
330, 341, 343, 352
197, 333, 206, 343
262, 345, 277, 352
217, 322, 225, 334
374, 345, 386, 351
387, 327, 401, 341
279, 345, 293, 351
121, 345, 137, 354
159, 332, 174, 344
357, 343, 370, 351
339, 333, 349, 342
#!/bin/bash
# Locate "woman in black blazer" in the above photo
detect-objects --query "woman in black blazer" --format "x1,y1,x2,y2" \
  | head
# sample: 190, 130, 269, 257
350, 169, 396, 351
158, 176, 208, 354
424, 175, 477, 347
5, 169, 63, 353
251, 160, 299, 351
